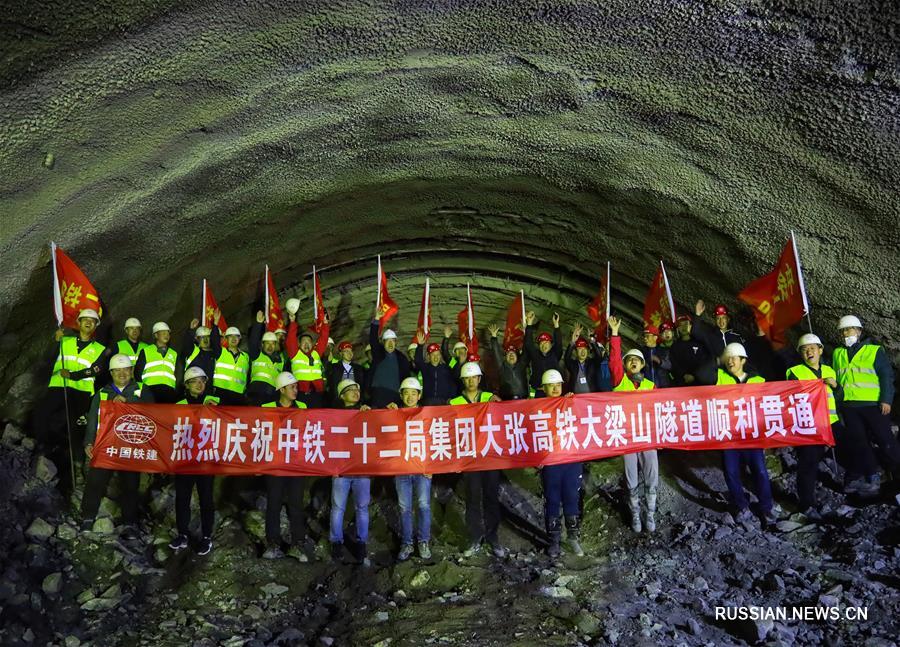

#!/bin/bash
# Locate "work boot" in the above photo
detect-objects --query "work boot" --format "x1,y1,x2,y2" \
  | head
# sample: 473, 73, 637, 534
564, 515, 584, 556
546, 516, 562, 559
628, 489, 642, 533
645, 489, 657, 533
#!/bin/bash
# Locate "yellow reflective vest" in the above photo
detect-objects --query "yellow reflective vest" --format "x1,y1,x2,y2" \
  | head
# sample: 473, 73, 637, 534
214, 347, 250, 394
786, 363, 839, 424
291, 350, 323, 383
48, 336, 106, 394
449, 391, 494, 405
117, 339, 151, 365
832, 344, 881, 403
262, 400, 307, 409
251, 353, 282, 387
716, 370, 765, 385
613, 375, 655, 391
141, 346, 178, 389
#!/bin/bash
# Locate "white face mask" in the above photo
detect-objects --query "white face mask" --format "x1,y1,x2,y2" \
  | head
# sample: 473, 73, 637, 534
844, 335, 858, 347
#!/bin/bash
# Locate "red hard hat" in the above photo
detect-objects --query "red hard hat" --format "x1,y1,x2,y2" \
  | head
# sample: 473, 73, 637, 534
642, 325, 659, 336
574, 337, 590, 349
675, 314, 692, 324
338, 341, 353, 351
503, 344, 518, 353
536, 332, 553, 343
426, 343, 441, 354
466, 353, 481, 363
659, 322, 674, 332
714, 304, 729, 317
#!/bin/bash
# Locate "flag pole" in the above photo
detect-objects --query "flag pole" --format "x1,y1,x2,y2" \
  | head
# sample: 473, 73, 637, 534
376, 256, 382, 311
264, 265, 270, 325
424, 278, 430, 336
202, 279, 207, 325
51, 244, 77, 494
660, 260, 676, 323
312, 265, 318, 325
520, 289, 526, 330
791, 231, 813, 333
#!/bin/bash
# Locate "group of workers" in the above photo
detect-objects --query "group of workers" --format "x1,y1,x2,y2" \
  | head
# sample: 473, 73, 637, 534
35, 295, 898, 564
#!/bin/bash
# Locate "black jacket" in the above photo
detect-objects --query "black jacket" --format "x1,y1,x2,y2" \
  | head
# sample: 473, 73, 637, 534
563, 343, 602, 393
524, 324, 563, 390
327, 360, 367, 406
692, 318, 744, 360
669, 337, 712, 386
490, 337, 530, 399
415, 345, 458, 404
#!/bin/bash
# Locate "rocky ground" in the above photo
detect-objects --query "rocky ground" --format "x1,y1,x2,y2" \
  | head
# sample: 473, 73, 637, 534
1, 420, 898, 647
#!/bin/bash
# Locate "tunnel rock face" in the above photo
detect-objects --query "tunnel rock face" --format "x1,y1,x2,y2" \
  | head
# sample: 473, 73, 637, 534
1, 1, 899, 417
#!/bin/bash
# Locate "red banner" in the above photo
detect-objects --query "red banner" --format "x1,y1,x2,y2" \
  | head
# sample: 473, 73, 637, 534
738, 233, 808, 348
643, 261, 676, 329
92, 381, 833, 477
264, 265, 285, 332
51, 242, 103, 328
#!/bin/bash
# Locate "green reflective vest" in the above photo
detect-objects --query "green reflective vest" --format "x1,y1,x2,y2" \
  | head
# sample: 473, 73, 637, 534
49, 337, 106, 394
214, 347, 250, 393
449, 391, 494, 405
141, 345, 178, 389
786, 364, 839, 423
716, 370, 765, 385
251, 353, 282, 387
261, 400, 307, 409
291, 350, 323, 382
176, 395, 220, 405
833, 345, 881, 403
117, 339, 151, 365
613, 375, 656, 391
99, 384, 143, 401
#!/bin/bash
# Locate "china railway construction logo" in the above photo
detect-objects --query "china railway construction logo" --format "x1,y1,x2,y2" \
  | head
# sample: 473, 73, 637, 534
113, 415, 157, 444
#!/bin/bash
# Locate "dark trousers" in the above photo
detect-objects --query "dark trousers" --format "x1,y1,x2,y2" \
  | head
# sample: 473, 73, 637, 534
795, 445, 826, 509
842, 406, 900, 478
247, 383, 276, 407
299, 391, 324, 409
464, 470, 501, 544
265, 476, 307, 544
722, 449, 773, 513
215, 388, 247, 406
146, 384, 177, 404
81, 467, 139, 524
175, 474, 215, 537
542, 462, 583, 519
34, 387, 92, 493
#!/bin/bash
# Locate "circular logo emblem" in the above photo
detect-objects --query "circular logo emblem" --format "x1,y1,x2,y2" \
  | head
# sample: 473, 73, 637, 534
113, 414, 157, 444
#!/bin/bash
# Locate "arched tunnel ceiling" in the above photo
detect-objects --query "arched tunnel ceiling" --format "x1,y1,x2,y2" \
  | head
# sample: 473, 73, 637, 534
1, 0, 899, 416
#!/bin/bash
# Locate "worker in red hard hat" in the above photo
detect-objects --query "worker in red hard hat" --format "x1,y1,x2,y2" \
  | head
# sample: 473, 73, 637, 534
658, 321, 675, 349
638, 324, 672, 388
692, 300, 745, 360
413, 331, 457, 405
563, 322, 603, 394
488, 325, 530, 400
326, 341, 366, 406
524, 310, 563, 397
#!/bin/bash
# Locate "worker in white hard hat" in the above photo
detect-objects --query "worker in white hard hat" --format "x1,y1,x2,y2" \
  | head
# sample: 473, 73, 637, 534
385, 376, 433, 561
212, 325, 250, 405
832, 314, 898, 494
180, 311, 221, 398
715, 340, 777, 527
441, 324, 470, 372
449, 362, 504, 559
330, 377, 372, 565
285, 310, 330, 408
134, 321, 179, 403
37, 307, 107, 494
608, 316, 660, 534
536, 368, 584, 558
785, 333, 845, 514
114, 317, 150, 365
247, 310, 290, 406
80, 353, 153, 538
368, 310, 410, 408
259, 372, 311, 561
169, 366, 218, 556
326, 341, 367, 406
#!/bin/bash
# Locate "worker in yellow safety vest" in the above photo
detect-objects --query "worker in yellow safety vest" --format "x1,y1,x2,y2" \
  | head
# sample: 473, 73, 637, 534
135, 321, 179, 403
213, 326, 250, 405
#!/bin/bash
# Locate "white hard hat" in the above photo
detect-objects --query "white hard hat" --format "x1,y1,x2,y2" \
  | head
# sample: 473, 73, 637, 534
184, 366, 208, 382
400, 377, 423, 392
797, 333, 823, 349
382, 329, 397, 340
722, 342, 748, 359
261, 332, 278, 343
837, 315, 862, 330
108, 353, 133, 370
337, 379, 360, 395
285, 297, 300, 315
274, 327, 287, 335
623, 349, 646, 365
124, 317, 141, 329
224, 326, 241, 337
275, 372, 298, 390
541, 369, 564, 385
195, 326, 211, 337
408, 343, 418, 351
152, 321, 170, 334
453, 341, 467, 351
78, 308, 100, 321
327, 337, 335, 345
460, 362, 483, 378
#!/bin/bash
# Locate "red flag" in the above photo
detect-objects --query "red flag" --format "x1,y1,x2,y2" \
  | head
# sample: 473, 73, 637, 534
643, 261, 676, 329
264, 265, 285, 332
586, 261, 611, 342
375, 256, 398, 334
417, 278, 432, 338
738, 232, 809, 348
202, 279, 229, 345
457, 283, 478, 354
504, 290, 526, 350
51, 242, 103, 328
311, 265, 327, 333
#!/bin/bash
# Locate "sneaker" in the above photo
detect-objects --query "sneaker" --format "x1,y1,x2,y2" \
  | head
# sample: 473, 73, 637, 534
286, 545, 309, 562
398, 544, 414, 562
462, 542, 481, 558
262, 545, 285, 559
489, 542, 507, 559
197, 536, 213, 556
168, 533, 189, 550
417, 542, 432, 559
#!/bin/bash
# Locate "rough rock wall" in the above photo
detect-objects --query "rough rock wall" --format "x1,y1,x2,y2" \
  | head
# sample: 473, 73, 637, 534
1, 1, 899, 419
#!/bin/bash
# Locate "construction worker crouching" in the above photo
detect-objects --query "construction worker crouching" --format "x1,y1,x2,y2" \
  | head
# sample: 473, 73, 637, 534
135, 321, 179, 403
213, 326, 250, 406
80, 353, 153, 538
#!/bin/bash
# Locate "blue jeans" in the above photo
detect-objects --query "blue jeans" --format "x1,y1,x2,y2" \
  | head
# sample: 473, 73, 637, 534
542, 462, 583, 519
394, 475, 432, 544
330, 477, 371, 543
722, 449, 773, 513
